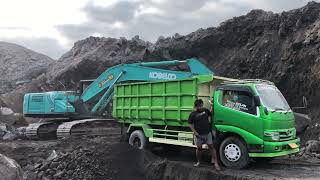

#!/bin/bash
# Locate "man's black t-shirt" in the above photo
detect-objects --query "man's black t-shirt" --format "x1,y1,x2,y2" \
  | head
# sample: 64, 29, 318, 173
188, 108, 212, 135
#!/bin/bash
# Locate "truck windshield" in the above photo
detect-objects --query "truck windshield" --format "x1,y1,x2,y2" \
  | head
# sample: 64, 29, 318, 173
256, 85, 291, 111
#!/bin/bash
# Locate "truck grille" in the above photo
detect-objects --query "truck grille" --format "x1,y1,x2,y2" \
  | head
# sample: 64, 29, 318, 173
279, 129, 295, 141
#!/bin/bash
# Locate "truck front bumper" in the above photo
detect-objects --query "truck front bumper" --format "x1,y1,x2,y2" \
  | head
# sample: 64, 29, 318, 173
249, 138, 300, 157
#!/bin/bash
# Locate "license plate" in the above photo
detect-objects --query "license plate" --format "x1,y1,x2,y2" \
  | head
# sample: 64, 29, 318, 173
288, 143, 298, 149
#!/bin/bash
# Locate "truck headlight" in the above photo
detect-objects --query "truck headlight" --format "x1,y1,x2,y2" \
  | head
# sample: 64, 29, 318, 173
264, 131, 280, 141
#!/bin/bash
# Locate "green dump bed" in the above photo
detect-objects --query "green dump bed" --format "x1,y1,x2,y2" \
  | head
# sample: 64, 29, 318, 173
112, 75, 218, 127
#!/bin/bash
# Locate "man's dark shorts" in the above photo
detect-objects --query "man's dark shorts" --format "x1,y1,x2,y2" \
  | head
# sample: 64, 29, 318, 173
194, 132, 213, 147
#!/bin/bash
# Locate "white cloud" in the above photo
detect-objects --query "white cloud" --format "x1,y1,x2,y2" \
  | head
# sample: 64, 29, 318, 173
0, 0, 88, 58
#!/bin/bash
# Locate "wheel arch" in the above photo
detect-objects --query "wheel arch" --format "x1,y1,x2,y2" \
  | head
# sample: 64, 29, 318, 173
216, 125, 263, 147
127, 124, 152, 137
217, 132, 245, 147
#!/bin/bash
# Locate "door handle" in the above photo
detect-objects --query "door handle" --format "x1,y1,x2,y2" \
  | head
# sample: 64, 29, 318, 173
217, 120, 223, 123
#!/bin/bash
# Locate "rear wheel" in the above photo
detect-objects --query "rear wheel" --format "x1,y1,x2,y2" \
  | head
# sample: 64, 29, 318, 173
219, 136, 249, 169
129, 130, 147, 149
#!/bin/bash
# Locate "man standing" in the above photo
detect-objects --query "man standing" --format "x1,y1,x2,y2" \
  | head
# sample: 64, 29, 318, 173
188, 99, 221, 170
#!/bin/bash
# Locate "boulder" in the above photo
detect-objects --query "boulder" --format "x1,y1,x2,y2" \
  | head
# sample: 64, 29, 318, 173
0, 153, 23, 180
0, 107, 14, 115
0, 123, 8, 135
305, 140, 320, 153
46, 150, 58, 161
2, 131, 17, 141
0, 107, 16, 125
294, 112, 311, 135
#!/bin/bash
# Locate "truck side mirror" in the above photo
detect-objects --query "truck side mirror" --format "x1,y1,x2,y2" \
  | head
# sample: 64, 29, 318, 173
264, 107, 269, 115
254, 96, 261, 107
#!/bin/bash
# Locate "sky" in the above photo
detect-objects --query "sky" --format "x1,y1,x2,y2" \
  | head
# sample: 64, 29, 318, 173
0, 0, 317, 59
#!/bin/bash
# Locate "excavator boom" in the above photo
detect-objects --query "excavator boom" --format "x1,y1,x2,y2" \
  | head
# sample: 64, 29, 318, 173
81, 58, 213, 113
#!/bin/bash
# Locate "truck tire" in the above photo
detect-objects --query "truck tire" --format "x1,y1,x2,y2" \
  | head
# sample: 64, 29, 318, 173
129, 130, 147, 150
219, 136, 249, 169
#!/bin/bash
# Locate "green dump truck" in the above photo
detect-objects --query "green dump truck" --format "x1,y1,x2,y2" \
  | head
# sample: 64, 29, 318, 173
112, 75, 300, 169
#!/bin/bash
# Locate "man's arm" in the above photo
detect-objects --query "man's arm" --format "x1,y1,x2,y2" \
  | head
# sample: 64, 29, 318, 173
205, 108, 212, 123
205, 108, 217, 137
189, 124, 199, 136
188, 112, 199, 136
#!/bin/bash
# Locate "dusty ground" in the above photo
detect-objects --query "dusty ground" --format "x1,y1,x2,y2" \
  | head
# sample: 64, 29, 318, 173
0, 124, 319, 180
158, 150, 320, 180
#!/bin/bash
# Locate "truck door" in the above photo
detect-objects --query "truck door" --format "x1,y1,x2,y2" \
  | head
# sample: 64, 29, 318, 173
214, 86, 263, 140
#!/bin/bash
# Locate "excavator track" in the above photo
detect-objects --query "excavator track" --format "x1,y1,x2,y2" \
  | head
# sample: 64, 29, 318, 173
26, 121, 63, 139
56, 119, 117, 138
26, 119, 118, 140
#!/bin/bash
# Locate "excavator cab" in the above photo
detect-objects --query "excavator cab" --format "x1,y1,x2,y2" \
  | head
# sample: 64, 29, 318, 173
77, 80, 95, 95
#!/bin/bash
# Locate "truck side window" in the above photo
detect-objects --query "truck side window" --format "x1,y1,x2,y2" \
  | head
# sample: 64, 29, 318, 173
221, 90, 255, 115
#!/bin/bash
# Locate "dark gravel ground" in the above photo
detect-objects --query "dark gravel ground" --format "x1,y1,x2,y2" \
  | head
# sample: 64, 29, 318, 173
0, 124, 319, 180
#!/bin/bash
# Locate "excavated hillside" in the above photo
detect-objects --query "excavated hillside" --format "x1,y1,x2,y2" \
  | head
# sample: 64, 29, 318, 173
1, 2, 320, 140
0, 42, 53, 94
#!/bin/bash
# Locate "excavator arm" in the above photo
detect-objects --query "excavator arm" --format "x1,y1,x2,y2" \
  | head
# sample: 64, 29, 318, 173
80, 58, 213, 113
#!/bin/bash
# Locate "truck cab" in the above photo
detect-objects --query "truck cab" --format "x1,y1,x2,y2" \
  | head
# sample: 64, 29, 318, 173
214, 81, 299, 168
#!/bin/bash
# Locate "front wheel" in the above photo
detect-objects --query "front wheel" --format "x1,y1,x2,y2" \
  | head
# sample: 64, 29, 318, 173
129, 130, 147, 150
219, 136, 249, 169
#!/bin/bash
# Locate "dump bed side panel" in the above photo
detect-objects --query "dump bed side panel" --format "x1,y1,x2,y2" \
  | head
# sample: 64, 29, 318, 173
113, 77, 213, 127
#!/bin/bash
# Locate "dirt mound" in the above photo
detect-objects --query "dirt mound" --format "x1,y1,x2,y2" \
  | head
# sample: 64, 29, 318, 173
0, 119, 169, 179
0, 36, 152, 113
0, 42, 53, 94
31, 141, 163, 180
0, 126, 165, 180
295, 139, 320, 159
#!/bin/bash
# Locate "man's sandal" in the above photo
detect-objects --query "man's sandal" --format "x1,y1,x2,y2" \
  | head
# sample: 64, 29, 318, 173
193, 162, 200, 167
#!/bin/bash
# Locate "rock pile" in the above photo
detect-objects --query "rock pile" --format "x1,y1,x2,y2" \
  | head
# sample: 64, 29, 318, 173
31, 147, 115, 180
297, 139, 320, 159
12, 136, 164, 180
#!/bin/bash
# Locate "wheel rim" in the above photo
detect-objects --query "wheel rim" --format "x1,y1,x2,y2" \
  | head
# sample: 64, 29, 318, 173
133, 137, 141, 148
224, 143, 241, 162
